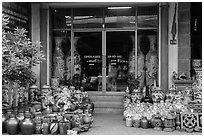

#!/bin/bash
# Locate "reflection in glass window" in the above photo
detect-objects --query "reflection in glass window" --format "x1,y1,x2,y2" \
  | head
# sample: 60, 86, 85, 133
105, 7, 135, 28
52, 8, 71, 29
75, 32, 102, 91
137, 6, 158, 29
73, 8, 103, 28
106, 31, 135, 91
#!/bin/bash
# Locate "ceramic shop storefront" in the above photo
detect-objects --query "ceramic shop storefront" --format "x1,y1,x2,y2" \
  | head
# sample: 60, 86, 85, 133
30, 2, 201, 93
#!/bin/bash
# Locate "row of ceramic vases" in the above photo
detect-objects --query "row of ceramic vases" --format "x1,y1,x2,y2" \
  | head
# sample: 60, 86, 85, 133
2, 110, 93, 135
125, 116, 179, 132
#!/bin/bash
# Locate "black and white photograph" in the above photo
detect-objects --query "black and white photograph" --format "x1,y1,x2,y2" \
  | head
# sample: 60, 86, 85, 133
1, 0, 202, 135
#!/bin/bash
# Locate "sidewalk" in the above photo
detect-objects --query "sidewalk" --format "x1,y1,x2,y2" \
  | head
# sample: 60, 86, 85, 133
81, 113, 202, 135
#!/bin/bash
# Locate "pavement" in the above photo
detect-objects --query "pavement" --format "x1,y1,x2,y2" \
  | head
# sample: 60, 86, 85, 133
80, 113, 202, 135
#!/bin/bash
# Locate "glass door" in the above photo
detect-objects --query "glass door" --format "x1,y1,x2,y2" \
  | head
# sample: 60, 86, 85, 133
74, 32, 102, 91
106, 31, 135, 91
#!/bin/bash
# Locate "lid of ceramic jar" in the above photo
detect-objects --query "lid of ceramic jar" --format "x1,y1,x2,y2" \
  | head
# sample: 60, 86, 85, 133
42, 85, 51, 89
30, 85, 38, 89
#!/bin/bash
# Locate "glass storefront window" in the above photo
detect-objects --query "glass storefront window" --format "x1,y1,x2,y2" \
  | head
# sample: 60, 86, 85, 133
105, 7, 135, 28
106, 31, 135, 91
75, 32, 102, 91
52, 8, 71, 29
137, 6, 158, 29
73, 8, 103, 28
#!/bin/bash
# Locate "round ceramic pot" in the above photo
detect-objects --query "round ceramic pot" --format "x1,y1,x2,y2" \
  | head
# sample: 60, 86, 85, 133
20, 114, 35, 135
83, 114, 92, 124
5, 114, 19, 135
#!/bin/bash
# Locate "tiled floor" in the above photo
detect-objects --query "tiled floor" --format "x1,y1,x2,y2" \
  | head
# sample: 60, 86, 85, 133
80, 113, 202, 135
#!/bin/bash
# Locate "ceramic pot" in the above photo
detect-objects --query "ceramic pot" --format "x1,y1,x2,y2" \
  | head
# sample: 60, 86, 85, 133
2, 113, 7, 133
42, 117, 50, 135
141, 117, 149, 129
125, 117, 133, 127
83, 114, 92, 124
153, 115, 162, 131
20, 113, 35, 135
50, 119, 59, 135
59, 122, 67, 135
5, 114, 19, 134
133, 119, 140, 128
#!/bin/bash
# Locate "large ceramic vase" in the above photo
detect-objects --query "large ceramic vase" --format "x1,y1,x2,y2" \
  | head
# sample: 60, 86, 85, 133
137, 35, 145, 87
145, 35, 158, 86
5, 114, 19, 135
20, 113, 35, 135
53, 37, 65, 82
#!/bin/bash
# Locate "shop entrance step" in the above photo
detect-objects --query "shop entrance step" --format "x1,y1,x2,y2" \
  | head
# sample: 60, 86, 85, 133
87, 91, 124, 114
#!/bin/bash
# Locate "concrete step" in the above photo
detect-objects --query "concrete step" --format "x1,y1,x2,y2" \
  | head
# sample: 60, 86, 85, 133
87, 91, 125, 96
94, 107, 123, 114
89, 95, 124, 102
93, 101, 123, 108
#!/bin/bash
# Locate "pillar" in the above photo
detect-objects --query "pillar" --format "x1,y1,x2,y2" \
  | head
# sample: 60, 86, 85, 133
160, 3, 169, 91
31, 3, 41, 88
178, 3, 191, 78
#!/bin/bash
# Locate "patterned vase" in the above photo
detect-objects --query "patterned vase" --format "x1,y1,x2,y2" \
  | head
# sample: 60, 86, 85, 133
50, 119, 59, 135
145, 35, 158, 86
53, 37, 65, 82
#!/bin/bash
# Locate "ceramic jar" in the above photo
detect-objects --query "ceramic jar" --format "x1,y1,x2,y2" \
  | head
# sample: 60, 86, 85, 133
5, 114, 19, 134
50, 118, 59, 135
20, 112, 35, 135
163, 114, 175, 132
83, 113, 92, 124
59, 121, 67, 135
50, 78, 60, 88
42, 117, 50, 135
132, 118, 140, 128
151, 88, 164, 103
141, 117, 149, 129
125, 117, 133, 127
153, 114, 162, 131
2, 112, 7, 133
29, 85, 38, 103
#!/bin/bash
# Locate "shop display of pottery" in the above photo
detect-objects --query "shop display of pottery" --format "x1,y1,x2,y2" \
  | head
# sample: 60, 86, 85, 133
123, 84, 202, 133
2, 85, 94, 135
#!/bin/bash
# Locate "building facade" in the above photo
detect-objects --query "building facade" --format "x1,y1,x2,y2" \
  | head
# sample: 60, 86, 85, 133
3, 2, 202, 93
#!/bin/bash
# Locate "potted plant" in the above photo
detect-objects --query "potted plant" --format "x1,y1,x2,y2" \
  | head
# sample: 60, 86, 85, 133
2, 14, 45, 108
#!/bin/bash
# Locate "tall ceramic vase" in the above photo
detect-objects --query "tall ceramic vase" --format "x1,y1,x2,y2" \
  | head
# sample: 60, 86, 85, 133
137, 35, 145, 87
145, 35, 158, 87
53, 37, 65, 83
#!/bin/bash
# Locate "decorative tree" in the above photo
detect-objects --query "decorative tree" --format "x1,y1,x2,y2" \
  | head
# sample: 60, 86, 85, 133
2, 14, 45, 108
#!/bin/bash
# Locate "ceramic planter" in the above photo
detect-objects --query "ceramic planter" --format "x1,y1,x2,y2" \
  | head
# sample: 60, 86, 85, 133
5, 114, 19, 135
